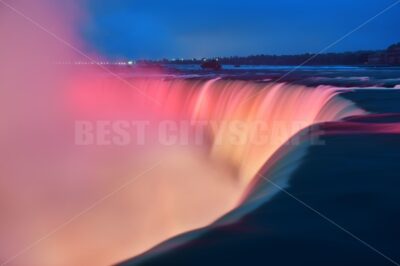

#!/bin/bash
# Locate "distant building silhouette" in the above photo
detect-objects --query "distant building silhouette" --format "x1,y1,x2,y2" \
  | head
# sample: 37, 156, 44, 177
368, 43, 400, 65
387, 43, 400, 65
201, 59, 222, 70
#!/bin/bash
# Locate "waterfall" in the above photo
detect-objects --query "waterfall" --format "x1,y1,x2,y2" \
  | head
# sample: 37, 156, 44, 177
1, 75, 365, 265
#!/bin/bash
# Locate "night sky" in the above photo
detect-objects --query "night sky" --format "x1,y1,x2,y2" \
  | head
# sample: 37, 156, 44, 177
82, 0, 400, 59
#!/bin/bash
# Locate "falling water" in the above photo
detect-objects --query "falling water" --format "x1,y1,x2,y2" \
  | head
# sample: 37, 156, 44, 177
51, 75, 365, 265
0, 1, 366, 264
0, 69, 365, 265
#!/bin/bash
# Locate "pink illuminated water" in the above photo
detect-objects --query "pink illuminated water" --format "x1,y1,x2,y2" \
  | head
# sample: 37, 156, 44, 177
0, 0, 368, 265
2, 72, 365, 265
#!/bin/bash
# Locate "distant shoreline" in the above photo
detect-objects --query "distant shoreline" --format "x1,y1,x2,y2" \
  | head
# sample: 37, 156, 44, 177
152, 43, 400, 67
165, 63, 400, 68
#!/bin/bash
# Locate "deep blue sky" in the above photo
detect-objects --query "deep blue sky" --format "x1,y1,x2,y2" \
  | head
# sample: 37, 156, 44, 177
82, 0, 400, 59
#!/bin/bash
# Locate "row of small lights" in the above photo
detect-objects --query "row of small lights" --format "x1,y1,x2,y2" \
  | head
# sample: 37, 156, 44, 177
56, 61, 135, 65
170, 58, 220, 61
57, 58, 220, 65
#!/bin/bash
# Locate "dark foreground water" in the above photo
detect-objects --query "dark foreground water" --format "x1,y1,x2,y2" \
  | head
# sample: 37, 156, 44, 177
121, 66, 400, 266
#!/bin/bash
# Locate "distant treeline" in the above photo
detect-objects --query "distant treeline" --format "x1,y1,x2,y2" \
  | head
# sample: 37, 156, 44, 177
212, 51, 375, 65
163, 51, 377, 66
159, 43, 400, 66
